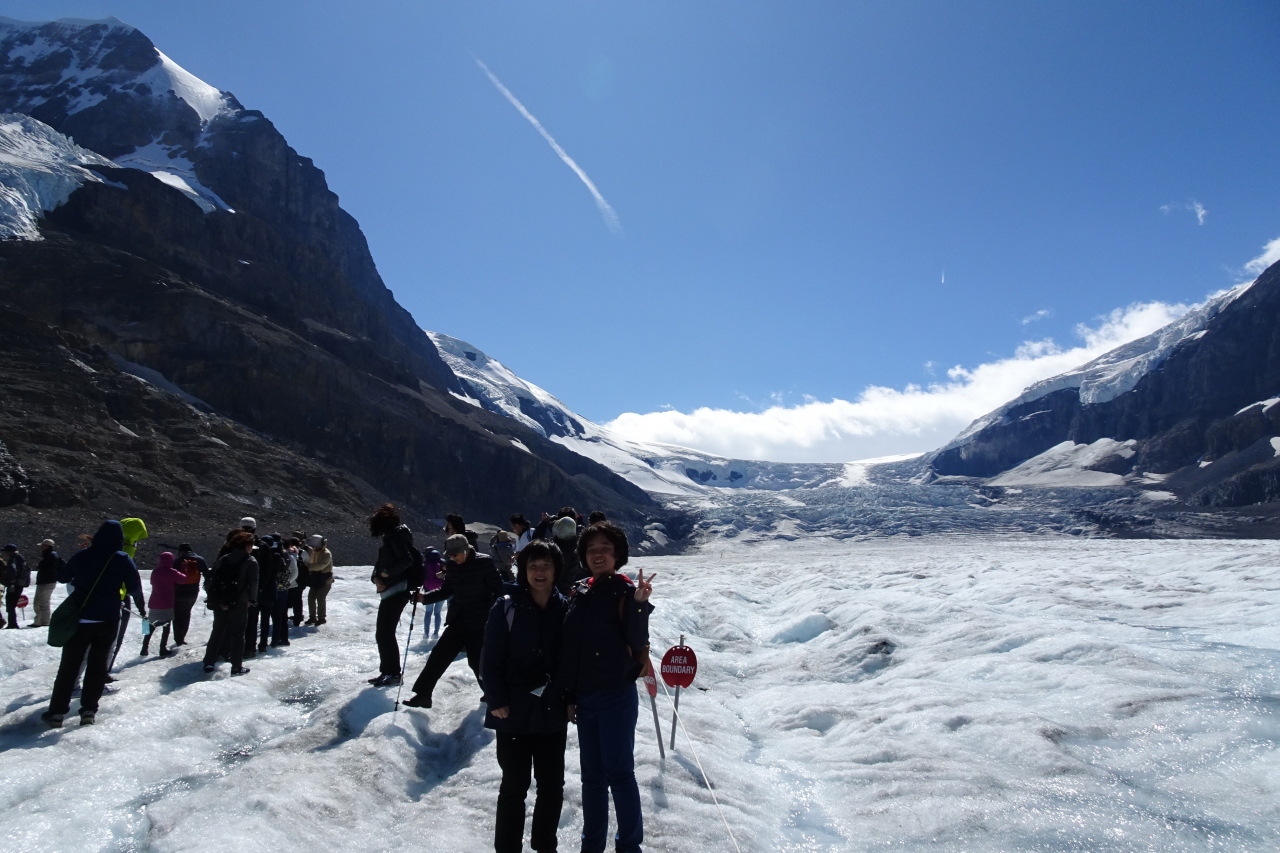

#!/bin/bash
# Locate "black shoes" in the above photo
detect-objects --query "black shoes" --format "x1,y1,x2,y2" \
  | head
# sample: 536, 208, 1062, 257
304, 619, 317, 626
231, 667, 250, 676
40, 711, 63, 728
369, 673, 402, 687
402, 694, 432, 708
203, 663, 215, 673
79, 712, 95, 725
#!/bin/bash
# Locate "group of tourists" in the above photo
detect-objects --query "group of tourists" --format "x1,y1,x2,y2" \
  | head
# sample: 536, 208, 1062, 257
365, 502, 657, 853
13, 501, 657, 852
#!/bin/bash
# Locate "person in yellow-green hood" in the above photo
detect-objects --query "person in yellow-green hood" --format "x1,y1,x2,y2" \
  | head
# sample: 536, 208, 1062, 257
106, 517, 149, 677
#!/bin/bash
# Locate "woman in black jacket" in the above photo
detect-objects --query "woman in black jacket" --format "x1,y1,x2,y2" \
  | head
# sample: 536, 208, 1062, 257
557, 522, 655, 853
369, 503, 416, 687
481, 539, 569, 853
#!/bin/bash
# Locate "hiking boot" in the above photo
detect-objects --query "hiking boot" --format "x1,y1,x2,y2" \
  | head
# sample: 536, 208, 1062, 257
371, 673, 402, 688
79, 712, 95, 725
203, 663, 215, 673
231, 667, 251, 676
402, 693, 432, 708
40, 711, 63, 728
304, 619, 317, 626
316, 618, 327, 625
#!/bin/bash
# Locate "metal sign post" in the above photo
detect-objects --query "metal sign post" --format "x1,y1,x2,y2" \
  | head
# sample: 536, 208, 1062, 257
642, 658, 664, 760
660, 635, 698, 752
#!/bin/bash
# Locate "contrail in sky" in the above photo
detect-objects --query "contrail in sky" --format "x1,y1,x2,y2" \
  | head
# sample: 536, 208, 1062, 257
475, 57, 622, 235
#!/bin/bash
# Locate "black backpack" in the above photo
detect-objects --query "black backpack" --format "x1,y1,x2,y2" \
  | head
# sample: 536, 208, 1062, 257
406, 542, 425, 590
206, 554, 245, 609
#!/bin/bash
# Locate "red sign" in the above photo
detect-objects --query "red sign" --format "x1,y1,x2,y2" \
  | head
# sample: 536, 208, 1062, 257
16, 594, 28, 609
660, 645, 697, 689
642, 665, 658, 698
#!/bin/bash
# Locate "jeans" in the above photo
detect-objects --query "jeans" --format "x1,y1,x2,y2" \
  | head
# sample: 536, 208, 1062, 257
495, 730, 567, 852
172, 583, 200, 643
576, 685, 643, 853
376, 590, 410, 675
427, 598, 445, 635
49, 620, 118, 715
5, 586, 22, 627
204, 600, 249, 669
411, 623, 484, 700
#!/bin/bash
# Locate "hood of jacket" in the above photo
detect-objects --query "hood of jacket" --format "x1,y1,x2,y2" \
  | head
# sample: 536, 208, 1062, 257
120, 517, 148, 546
157, 551, 175, 571
91, 520, 125, 554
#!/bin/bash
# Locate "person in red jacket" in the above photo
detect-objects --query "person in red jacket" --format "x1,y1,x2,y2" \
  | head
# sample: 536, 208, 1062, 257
141, 552, 187, 657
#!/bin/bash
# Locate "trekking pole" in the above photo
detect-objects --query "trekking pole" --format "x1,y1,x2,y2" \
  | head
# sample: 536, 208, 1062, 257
394, 596, 419, 713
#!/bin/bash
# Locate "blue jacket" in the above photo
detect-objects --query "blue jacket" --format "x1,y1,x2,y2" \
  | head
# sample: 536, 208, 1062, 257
482, 582, 569, 734
57, 521, 144, 622
557, 572, 653, 699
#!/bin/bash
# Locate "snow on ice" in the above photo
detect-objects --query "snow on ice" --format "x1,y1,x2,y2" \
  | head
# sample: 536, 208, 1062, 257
3, 537, 1279, 851
0, 113, 114, 239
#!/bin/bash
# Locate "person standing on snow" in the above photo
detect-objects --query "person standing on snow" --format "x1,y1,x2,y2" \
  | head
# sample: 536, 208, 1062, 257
203, 530, 259, 676
270, 537, 297, 647
141, 552, 186, 657
105, 517, 148, 674
402, 534, 503, 709
368, 504, 418, 687
31, 539, 62, 628
2, 543, 29, 628
421, 546, 446, 639
552, 515, 584, 595
304, 534, 334, 626
557, 522, 656, 853
510, 514, 533, 554
171, 544, 208, 646
43, 520, 146, 727
288, 532, 309, 626
482, 539, 570, 853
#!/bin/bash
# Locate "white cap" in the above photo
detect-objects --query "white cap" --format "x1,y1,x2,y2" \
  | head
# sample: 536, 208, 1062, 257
240, 517, 257, 531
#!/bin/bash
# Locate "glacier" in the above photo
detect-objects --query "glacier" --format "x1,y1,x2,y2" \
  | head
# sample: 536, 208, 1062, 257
0, 113, 114, 239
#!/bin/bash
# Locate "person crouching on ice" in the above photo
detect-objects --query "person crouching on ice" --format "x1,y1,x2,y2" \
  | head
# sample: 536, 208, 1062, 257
557, 522, 655, 853
481, 539, 570, 853
402, 534, 503, 708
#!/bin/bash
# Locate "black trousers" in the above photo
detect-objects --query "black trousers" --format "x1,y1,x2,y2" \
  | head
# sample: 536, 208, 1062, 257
376, 590, 410, 675
289, 586, 304, 625
244, 603, 259, 654
204, 601, 249, 669
495, 730, 567, 853
5, 586, 22, 627
49, 620, 117, 715
411, 623, 484, 700
271, 590, 290, 645
172, 584, 200, 644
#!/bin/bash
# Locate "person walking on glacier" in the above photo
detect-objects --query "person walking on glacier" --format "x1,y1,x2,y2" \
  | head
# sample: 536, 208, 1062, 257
402, 534, 503, 709
43, 520, 146, 727
304, 534, 334, 626
170, 544, 207, 646
31, 539, 62, 628
368, 504, 419, 687
558, 522, 655, 853
141, 551, 186, 657
203, 530, 259, 676
3, 543, 29, 627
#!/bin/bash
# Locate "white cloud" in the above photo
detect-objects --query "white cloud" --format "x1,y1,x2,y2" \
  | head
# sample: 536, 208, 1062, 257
1244, 235, 1280, 277
1160, 200, 1207, 225
606, 300, 1192, 463
1021, 309, 1051, 325
475, 58, 622, 235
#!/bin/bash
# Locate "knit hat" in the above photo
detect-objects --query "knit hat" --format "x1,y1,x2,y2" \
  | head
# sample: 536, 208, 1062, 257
552, 516, 578, 540
445, 534, 470, 556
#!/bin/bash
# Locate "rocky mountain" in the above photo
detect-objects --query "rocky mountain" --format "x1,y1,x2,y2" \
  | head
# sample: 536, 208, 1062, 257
0, 17, 661, 551
929, 262, 1280, 509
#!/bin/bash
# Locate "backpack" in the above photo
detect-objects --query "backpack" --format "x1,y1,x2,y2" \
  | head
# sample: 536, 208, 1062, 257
490, 535, 516, 569
406, 542, 426, 590
179, 556, 201, 585
206, 555, 245, 609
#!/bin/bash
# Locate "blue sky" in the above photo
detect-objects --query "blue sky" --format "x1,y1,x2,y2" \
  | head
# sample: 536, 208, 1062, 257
7, 1, 1280, 460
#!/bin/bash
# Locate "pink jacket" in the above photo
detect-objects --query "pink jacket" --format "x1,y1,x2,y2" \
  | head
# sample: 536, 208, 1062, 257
148, 552, 188, 610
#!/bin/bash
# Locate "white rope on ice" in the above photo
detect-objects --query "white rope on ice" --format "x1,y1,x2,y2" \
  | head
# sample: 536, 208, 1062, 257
654, 677, 744, 853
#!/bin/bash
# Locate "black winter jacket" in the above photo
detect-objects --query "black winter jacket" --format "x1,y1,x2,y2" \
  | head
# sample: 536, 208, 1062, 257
371, 525, 415, 590
481, 583, 569, 734
3, 552, 29, 588
419, 551, 503, 630
57, 521, 144, 622
207, 549, 260, 609
557, 572, 653, 699
35, 550, 63, 586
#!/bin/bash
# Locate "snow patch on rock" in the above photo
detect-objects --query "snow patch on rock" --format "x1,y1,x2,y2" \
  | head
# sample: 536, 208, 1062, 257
0, 112, 113, 239
989, 438, 1134, 487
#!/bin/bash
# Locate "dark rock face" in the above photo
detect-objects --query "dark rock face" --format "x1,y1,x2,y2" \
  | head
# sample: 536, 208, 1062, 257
0, 18, 660, 536
932, 263, 1280, 506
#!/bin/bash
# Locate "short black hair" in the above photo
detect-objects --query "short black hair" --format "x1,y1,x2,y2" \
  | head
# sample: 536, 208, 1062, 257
587, 510, 607, 525
369, 503, 402, 537
557, 506, 576, 519
445, 513, 466, 535
577, 522, 629, 571
515, 539, 563, 588
509, 513, 530, 531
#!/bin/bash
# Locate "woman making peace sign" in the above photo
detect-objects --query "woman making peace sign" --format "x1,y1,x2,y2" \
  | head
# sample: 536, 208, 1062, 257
557, 521, 657, 853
